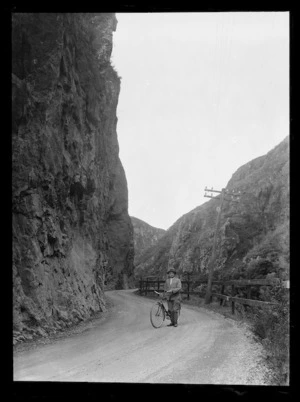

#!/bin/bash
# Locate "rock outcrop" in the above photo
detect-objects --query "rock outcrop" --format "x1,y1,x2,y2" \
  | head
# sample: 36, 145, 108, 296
131, 216, 165, 268
135, 137, 289, 281
12, 13, 134, 343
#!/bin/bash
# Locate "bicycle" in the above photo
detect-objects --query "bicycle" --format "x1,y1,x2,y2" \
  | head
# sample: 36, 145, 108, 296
150, 290, 180, 328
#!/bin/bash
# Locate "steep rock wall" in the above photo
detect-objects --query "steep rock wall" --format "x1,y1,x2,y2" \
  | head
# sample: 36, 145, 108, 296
135, 137, 289, 281
12, 13, 134, 342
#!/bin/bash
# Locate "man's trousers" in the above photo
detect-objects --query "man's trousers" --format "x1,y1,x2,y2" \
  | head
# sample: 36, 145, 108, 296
167, 300, 181, 325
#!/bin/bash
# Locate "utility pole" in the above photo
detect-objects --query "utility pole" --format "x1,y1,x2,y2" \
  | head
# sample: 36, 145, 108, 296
204, 187, 241, 304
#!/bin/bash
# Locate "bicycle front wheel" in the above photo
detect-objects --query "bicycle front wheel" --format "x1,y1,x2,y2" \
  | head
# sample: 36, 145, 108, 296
150, 302, 165, 328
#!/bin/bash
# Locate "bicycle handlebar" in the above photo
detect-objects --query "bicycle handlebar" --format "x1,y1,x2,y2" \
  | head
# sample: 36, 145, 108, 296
154, 291, 166, 298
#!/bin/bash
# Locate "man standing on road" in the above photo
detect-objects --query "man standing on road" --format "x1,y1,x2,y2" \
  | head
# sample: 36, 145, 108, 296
163, 267, 182, 327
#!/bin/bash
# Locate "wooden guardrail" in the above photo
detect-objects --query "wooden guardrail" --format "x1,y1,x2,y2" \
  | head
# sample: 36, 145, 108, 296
211, 278, 288, 314
138, 277, 205, 300
138, 276, 289, 315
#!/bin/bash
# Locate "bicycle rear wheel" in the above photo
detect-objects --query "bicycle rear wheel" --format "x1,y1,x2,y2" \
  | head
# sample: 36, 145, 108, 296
150, 302, 165, 328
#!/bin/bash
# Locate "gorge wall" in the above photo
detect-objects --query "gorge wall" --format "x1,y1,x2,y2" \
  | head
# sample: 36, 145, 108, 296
135, 137, 289, 282
131, 216, 165, 268
12, 13, 134, 343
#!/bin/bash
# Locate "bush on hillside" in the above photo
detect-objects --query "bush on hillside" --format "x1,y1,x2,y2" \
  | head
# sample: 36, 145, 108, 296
245, 258, 275, 279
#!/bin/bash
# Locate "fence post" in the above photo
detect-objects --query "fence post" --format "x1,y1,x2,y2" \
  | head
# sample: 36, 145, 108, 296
157, 278, 160, 292
231, 284, 235, 314
139, 278, 142, 294
146, 278, 148, 296
220, 284, 225, 306
187, 273, 190, 300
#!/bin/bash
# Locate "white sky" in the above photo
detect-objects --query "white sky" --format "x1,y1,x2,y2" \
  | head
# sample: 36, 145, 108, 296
111, 12, 289, 230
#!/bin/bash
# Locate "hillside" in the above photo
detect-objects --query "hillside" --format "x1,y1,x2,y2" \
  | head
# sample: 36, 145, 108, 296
12, 13, 134, 343
135, 137, 289, 282
131, 216, 165, 266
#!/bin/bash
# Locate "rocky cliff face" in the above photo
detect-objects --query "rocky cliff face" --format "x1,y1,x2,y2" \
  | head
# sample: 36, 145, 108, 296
135, 137, 289, 281
12, 13, 134, 343
131, 216, 165, 268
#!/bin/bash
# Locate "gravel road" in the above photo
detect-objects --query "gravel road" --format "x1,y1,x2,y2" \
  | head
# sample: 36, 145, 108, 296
13, 289, 272, 384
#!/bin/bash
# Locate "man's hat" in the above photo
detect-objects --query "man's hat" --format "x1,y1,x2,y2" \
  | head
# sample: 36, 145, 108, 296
167, 267, 176, 274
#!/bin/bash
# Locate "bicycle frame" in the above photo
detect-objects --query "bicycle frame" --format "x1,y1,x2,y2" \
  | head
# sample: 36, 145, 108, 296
150, 290, 181, 329
153, 291, 170, 317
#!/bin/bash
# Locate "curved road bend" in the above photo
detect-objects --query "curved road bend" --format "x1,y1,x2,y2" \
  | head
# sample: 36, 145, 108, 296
13, 289, 269, 384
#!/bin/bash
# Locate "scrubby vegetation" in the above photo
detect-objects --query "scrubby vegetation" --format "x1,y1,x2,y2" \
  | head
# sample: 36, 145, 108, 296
244, 284, 289, 385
